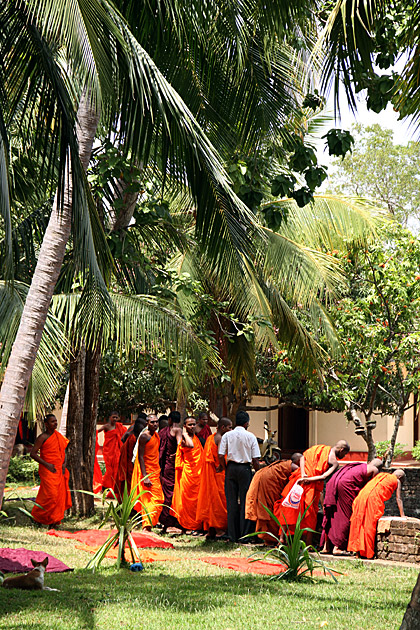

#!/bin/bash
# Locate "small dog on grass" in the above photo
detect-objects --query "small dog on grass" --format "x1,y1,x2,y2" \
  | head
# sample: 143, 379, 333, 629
0, 557, 59, 591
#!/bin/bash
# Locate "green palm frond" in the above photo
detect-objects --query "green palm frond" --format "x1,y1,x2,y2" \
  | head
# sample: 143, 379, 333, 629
51, 291, 217, 369
0, 281, 69, 419
269, 195, 387, 251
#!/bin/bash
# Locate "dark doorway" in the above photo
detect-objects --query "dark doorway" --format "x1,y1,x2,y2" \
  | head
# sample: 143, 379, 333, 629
278, 406, 309, 455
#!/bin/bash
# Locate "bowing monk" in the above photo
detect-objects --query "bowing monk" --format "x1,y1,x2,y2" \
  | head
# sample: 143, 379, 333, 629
273, 441, 350, 542
98, 411, 126, 490
245, 453, 302, 544
348, 469, 405, 558
159, 411, 183, 533
30, 414, 72, 527
172, 416, 204, 532
132, 414, 164, 529
196, 417, 232, 539
114, 418, 143, 501
321, 458, 383, 555
195, 411, 212, 447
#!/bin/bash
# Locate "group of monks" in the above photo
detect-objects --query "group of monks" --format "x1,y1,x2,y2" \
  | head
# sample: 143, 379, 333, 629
247, 442, 406, 558
101, 410, 233, 537
29, 411, 406, 560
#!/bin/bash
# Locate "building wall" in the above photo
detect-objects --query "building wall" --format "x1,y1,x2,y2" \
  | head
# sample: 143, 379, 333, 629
247, 395, 415, 454
313, 406, 414, 453
247, 395, 280, 439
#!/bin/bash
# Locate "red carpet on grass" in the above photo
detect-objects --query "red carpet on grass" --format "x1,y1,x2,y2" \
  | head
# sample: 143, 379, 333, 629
46, 529, 174, 549
200, 556, 287, 575
0, 548, 72, 573
74, 544, 181, 562
200, 556, 327, 576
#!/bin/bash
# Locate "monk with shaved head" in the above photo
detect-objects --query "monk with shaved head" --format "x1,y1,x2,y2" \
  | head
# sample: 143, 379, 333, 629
321, 457, 383, 555
273, 441, 350, 543
245, 453, 303, 544
348, 469, 405, 558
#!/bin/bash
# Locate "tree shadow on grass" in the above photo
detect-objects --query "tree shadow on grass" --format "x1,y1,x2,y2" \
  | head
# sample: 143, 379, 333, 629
0, 563, 412, 630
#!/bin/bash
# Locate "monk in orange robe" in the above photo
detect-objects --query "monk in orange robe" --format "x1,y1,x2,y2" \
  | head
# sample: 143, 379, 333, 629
273, 441, 350, 541
98, 411, 126, 490
348, 469, 405, 558
93, 431, 103, 494
196, 417, 232, 539
30, 414, 72, 526
172, 416, 203, 531
131, 414, 164, 529
114, 419, 143, 501
245, 453, 302, 543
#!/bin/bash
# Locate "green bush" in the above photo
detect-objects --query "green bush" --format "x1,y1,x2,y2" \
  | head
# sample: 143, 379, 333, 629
412, 440, 420, 462
6, 456, 39, 484
375, 440, 406, 460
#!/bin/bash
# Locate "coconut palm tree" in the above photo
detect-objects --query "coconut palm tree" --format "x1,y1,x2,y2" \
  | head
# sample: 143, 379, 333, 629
0, 0, 279, 502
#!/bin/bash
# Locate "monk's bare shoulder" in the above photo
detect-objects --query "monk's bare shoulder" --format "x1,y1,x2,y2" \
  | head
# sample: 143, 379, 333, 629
213, 433, 222, 446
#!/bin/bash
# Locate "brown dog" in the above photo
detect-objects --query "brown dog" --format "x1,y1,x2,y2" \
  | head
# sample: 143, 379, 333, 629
0, 557, 59, 591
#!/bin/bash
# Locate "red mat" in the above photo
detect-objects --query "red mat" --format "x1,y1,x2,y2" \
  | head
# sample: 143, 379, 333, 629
46, 529, 174, 549
200, 556, 326, 576
74, 544, 181, 562
200, 556, 287, 575
0, 548, 71, 573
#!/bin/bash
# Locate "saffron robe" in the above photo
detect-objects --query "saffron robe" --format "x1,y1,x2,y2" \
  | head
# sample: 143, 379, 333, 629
321, 463, 369, 551
245, 460, 292, 542
172, 435, 203, 530
132, 432, 164, 527
114, 433, 137, 501
273, 444, 331, 534
348, 472, 398, 558
159, 426, 181, 528
196, 424, 212, 447
93, 432, 103, 494
32, 431, 72, 524
101, 422, 126, 489
196, 435, 227, 531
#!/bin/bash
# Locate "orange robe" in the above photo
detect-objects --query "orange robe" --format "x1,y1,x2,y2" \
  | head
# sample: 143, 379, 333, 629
31, 431, 72, 525
273, 445, 331, 534
131, 432, 164, 527
114, 433, 137, 501
102, 422, 126, 489
196, 435, 227, 531
172, 435, 203, 530
348, 472, 398, 558
93, 432, 103, 494
245, 460, 292, 542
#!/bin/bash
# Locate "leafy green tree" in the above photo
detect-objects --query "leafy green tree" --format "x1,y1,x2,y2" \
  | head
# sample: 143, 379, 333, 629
257, 224, 420, 464
328, 124, 420, 226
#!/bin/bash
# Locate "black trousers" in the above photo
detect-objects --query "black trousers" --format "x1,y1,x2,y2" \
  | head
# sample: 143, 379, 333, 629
224, 462, 255, 542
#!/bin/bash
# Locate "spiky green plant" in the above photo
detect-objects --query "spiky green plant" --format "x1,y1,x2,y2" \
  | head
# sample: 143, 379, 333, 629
246, 504, 341, 582
84, 482, 153, 571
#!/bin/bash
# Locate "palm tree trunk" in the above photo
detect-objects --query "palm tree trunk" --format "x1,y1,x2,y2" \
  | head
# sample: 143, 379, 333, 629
66, 342, 101, 515
0, 92, 99, 503
400, 572, 420, 629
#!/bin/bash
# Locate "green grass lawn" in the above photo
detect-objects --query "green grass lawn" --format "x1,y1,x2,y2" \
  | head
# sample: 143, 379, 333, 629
0, 494, 417, 630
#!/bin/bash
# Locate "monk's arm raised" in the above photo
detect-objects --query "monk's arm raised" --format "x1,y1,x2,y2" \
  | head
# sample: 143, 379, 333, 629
182, 430, 194, 448
30, 436, 56, 473
138, 434, 152, 487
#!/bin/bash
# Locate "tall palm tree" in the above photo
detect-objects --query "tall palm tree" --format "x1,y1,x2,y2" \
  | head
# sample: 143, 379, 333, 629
0, 0, 274, 502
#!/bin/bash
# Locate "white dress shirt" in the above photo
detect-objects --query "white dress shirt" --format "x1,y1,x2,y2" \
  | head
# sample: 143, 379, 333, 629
218, 426, 260, 463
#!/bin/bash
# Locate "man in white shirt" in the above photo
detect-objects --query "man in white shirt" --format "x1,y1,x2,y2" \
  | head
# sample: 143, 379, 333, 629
218, 410, 260, 542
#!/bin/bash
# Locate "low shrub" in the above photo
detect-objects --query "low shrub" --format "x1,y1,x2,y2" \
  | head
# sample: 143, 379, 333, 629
412, 440, 420, 462
375, 440, 406, 460
6, 455, 39, 484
